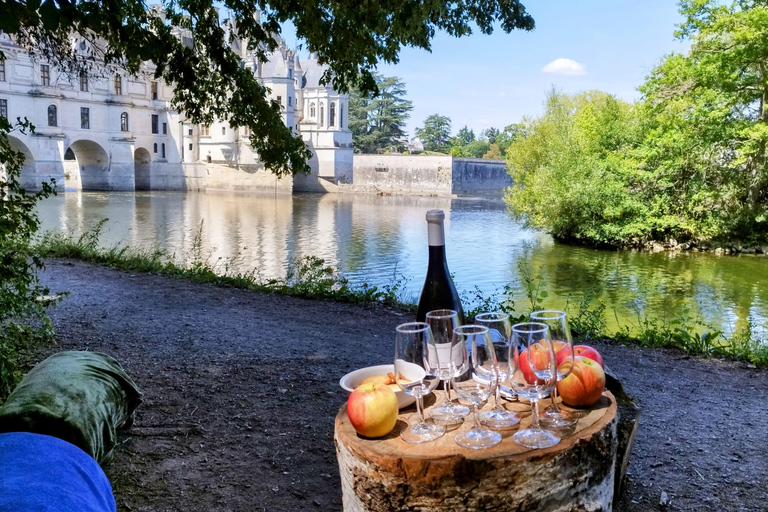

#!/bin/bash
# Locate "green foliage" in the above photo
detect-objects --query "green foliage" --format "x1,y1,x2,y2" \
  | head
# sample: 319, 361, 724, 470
516, 259, 548, 313
0, 118, 58, 400
2, 0, 534, 176
453, 126, 476, 146
349, 75, 413, 154
504, 90, 650, 246
482, 127, 500, 144
566, 287, 607, 341
416, 114, 452, 153
483, 143, 503, 159
505, 2, 768, 247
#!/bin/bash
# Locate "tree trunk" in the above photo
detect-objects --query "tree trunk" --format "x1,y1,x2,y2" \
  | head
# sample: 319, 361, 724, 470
335, 391, 619, 512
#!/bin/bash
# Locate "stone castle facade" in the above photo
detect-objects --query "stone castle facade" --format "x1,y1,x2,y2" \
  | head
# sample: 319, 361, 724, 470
0, 18, 353, 194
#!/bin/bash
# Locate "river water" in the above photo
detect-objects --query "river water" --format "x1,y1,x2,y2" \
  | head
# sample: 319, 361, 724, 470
36, 190, 768, 337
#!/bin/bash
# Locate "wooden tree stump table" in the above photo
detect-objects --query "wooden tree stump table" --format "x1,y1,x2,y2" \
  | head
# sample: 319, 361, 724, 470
334, 391, 618, 512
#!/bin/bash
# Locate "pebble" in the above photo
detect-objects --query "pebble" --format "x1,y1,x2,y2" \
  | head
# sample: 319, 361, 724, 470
660, 490, 670, 506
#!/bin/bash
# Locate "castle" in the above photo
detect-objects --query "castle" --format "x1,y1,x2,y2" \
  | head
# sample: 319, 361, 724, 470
0, 17, 353, 194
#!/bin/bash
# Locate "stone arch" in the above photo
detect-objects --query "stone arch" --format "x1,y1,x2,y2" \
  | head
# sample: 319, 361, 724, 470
6, 135, 39, 190
134, 147, 151, 190
65, 138, 109, 190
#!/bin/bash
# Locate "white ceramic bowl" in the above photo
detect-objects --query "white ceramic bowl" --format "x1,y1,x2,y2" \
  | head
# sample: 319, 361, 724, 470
339, 364, 424, 409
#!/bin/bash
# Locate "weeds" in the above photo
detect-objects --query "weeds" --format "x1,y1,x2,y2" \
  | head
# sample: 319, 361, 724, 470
33, 221, 768, 368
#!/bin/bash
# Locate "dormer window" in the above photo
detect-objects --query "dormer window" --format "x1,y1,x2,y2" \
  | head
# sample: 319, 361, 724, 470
80, 72, 88, 92
330, 103, 336, 127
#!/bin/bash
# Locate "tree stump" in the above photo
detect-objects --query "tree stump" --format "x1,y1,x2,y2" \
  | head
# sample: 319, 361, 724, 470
334, 391, 618, 512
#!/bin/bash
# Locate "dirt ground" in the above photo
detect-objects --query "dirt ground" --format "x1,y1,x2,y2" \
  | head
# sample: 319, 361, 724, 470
32, 259, 768, 511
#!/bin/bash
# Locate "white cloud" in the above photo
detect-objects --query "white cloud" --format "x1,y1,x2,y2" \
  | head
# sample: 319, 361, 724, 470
498, 91, 507, 97
541, 58, 587, 76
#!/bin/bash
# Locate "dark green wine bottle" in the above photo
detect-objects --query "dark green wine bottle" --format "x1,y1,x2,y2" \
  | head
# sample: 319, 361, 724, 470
416, 210, 465, 323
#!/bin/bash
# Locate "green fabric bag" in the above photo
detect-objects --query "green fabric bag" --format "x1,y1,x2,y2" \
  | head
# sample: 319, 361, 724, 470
0, 351, 142, 465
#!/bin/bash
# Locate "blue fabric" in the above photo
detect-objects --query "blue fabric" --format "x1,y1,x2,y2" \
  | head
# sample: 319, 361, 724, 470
0, 432, 116, 512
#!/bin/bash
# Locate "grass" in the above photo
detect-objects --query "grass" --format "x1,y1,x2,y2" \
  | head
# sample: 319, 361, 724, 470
34, 222, 768, 368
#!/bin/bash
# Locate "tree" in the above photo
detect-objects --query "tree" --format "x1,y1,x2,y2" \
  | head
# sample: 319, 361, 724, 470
483, 143, 503, 159
2, 0, 534, 176
464, 140, 490, 158
416, 114, 452, 153
504, 90, 644, 246
634, 0, 768, 240
349, 75, 413, 153
482, 127, 500, 144
496, 123, 524, 156
455, 126, 476, 145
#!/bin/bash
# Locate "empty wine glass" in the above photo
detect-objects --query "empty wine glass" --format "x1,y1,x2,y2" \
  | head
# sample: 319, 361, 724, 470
453, 325, 502, 449
509, 322, 560, 449
394, 322, 445, 443
530, 310, 577, 429
425, 309, 470, 423
474, 312, 520, 429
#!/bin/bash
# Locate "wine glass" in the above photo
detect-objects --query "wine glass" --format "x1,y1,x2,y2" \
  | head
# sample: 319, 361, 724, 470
425, 309, 470, 423
394, 322, 445, 443
453, 325, 502, 449
474, 312, 520, 429
530, 310, 577, 429
509, 322, 560, 449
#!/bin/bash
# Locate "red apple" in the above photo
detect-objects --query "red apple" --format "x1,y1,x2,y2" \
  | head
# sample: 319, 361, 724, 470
519, 340, 559, 384
556, 356, 606, 407
346, 383, 399, 438
556, 345, 604, 368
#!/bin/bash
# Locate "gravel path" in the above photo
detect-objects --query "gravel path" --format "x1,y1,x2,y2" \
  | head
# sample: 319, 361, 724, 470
33, 259, 768, 511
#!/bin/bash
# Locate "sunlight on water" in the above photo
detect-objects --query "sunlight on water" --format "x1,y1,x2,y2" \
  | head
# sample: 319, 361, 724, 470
36, 190, 768, 337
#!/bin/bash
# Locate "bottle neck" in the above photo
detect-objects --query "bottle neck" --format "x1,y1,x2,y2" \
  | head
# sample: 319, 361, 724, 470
427, 220, 445, 247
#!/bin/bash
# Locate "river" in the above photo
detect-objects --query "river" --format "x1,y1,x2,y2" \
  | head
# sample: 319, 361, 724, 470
36, 190, 768, 337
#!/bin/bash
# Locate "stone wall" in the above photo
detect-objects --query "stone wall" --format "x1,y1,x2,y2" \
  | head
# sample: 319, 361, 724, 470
349, 155, 510, 195
452, 157, 511, 192
350, 154, 454, 195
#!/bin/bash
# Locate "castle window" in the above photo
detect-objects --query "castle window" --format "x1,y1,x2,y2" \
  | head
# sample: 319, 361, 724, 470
200, 125, 210, 137
288, 69, 293, 79
162, 122, 167, 135
189, 143, 193, 150
340, 105, 344, 128
0, 61, 5, 82
310, 103, 316, 118
40, 65, 50, 86
320, 104, 324, 126
330, 103, 336, 127
0, 99, 7, 119
151, 81, 158, 100
120, 112, 129, 131
79, 72, 88, 92
151, 115, 158, 134
188, 128, 193, 136
80, 107, 90, 129
48, 105, 57, 126
277, 95, 282, 107
222, 127, 226, 135
161, 143, 165, 158
114, 75, 122, 95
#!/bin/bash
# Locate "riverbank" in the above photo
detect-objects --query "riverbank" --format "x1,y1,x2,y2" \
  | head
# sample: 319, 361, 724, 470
30, 258, 768, 511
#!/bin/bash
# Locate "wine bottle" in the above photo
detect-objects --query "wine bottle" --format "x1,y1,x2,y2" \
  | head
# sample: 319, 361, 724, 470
416, 210, 465, 323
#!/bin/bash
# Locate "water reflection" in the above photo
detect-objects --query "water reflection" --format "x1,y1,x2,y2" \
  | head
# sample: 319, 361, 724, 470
36, 191, 768, 337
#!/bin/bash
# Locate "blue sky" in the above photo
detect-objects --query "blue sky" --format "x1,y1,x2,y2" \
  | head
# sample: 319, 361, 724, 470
285, 1, 690, 138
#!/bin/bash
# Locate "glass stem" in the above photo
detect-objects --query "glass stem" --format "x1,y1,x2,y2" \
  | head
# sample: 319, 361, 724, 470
473, 404, 481, 430
494, 374, 502, 411
530, 399, 540, 430
551, 385, 561, 412
416, 396, 424, 424
444, 379, 451, 404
